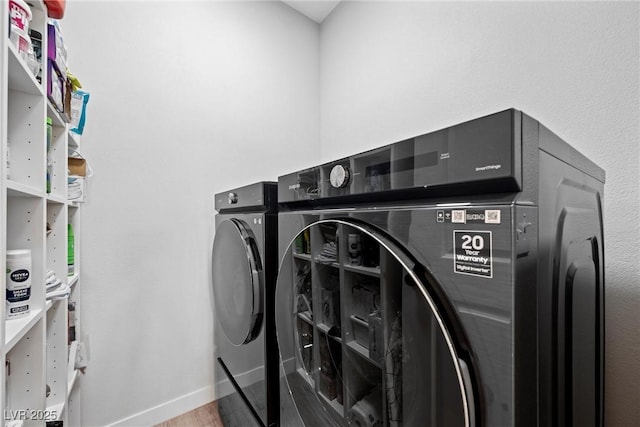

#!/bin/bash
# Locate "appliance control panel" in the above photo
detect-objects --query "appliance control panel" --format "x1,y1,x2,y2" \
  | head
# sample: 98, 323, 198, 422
329, 164, 351, 188
278, 109, 523, 204
214, 182, 277, 213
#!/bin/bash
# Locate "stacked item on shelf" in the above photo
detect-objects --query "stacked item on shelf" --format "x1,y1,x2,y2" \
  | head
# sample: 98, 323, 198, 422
29, 28, 43, 82
68, 223, 75, 275
66, 73, 92, 203
67, 175, 84, 201
315, 224, 339, 264
67, 154, 90, 202
46, 117, 53, 193
5, 249, 32, 320
67, 71, 90, 136
44, 0, 66, 19
45, 270, 70, 301
47, 19, 68, 116
8, 0, 39, 75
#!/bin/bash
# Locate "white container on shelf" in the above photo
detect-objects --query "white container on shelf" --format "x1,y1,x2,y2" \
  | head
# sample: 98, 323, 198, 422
8, 0, 33, 62
6, 249, 32, 319
8, 0, 31, 33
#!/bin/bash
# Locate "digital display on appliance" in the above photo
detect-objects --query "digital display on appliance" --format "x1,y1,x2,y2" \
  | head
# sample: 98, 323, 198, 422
393, 150, 438, 173
365, 162, 391, 192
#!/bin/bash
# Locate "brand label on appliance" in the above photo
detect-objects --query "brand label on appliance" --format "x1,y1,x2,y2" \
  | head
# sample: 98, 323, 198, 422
437, 209, 501, 224
453, 231, 493, 278
475, 164, 502, 172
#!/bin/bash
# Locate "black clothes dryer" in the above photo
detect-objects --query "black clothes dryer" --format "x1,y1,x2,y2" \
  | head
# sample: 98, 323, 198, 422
212, 182, 279, 427
274, 109, 605, 427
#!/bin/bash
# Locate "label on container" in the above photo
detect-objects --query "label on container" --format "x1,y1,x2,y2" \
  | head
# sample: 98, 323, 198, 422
7, 287, 31, 303
6, 250, 31, 319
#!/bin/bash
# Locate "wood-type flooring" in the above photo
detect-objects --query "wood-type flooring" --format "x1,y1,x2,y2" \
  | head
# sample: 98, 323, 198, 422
155, 401, 223, 427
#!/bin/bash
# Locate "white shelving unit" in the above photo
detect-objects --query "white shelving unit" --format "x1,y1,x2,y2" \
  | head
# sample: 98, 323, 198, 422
2, 1, 83, 425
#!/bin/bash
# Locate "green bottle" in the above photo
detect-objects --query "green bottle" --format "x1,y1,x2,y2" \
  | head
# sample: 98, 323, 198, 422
46, 117, 52, 193
68, 223, 75, 276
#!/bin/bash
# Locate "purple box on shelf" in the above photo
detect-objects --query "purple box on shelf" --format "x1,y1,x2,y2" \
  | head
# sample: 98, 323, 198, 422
47, 59, 64, 113
47, 22, 67, 72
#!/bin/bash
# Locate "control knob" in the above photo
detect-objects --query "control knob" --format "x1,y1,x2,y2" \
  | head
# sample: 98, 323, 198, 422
330, 165, 351, 188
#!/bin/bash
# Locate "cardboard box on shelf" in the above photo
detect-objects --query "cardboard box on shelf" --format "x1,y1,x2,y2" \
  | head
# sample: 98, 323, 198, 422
68, 157, 86, 176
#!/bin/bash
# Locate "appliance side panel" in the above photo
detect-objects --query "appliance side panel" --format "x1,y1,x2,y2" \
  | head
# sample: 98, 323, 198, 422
516, 112, 540, 205
512, 205, 539, 427
537, 149, 605, 427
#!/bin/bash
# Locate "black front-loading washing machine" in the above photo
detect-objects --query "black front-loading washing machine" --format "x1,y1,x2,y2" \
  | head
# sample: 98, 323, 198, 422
212, 182, 279, 427
274, 109, 605, 426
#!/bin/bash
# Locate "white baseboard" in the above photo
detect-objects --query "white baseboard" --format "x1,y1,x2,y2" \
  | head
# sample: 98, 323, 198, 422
105, 365, 268, 427
106, 385, 215, 427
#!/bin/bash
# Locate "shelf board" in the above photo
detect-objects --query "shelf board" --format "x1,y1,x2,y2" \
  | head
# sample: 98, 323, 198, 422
68, 368, 79, 394
4, 308, 44, 352
296, 366, 314, 388
68, 131, 80, 152
315, 260, 340, 269
317, 322, 330, 333
46, 402, 65, 421
350, 314, 368, 327
317, 322, 342, 342
46, 295, 71, 312
345, 340, 381, 369
343, 263, 381, 277
293, 252, 312, 261
68, 341, 79, 388
297, 311, 313, 325
7, 180, 44, 198
47, 102, 67, 127
69, 273, 80, 288
7, 43, 43, 96
319, 392, 343, 416
47, 193, 67, 204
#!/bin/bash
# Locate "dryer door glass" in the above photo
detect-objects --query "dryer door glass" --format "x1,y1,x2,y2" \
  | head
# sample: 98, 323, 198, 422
212, 218, 264, 345
276, 220, 475, 427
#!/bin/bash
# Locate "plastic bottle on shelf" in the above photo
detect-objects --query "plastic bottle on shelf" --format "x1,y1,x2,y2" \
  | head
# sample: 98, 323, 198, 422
68, 223, 75, 276
6, 249, 32, 319
46, 117, 52, 193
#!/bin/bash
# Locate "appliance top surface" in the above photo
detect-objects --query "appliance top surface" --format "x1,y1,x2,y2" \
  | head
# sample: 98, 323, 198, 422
215, 181, 278, 212
277, 108, 604, 208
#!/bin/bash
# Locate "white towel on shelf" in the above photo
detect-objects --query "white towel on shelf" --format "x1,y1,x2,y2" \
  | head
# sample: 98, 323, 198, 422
44, 270, 71, 300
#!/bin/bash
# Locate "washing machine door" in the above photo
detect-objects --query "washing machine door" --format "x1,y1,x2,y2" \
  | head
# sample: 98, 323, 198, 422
212, 218, 264, 346
276, 220, 478, 427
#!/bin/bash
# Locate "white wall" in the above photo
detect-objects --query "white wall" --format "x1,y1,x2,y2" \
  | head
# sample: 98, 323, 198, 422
55, 1, 639, 425
62, 1, 319, 425
319, 1, 639, 425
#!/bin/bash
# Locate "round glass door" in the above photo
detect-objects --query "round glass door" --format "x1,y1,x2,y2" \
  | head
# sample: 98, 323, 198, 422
212, 218, 263, 346
276, 220, 476, 427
